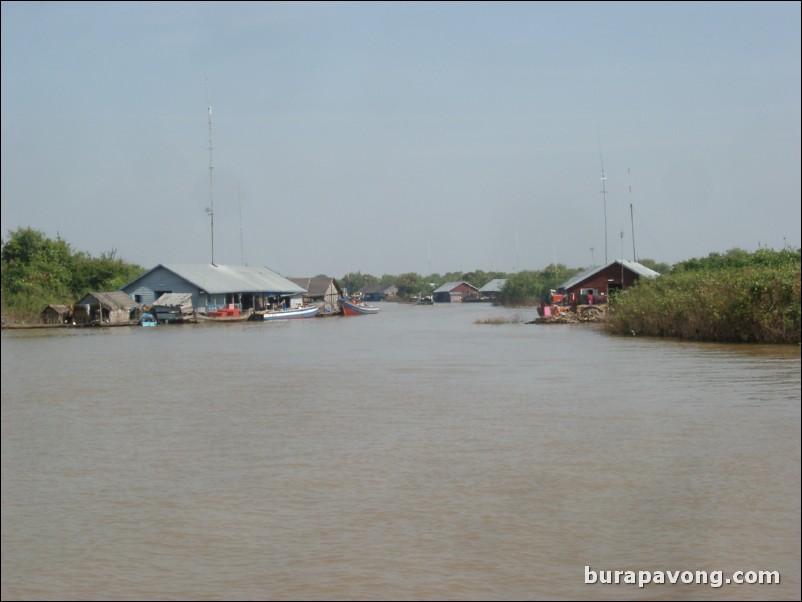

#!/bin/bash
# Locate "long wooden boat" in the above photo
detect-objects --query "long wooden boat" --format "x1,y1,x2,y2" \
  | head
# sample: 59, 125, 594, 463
194, 308, 254, 323
339, 298, 381, 316
260, 305, 319, 321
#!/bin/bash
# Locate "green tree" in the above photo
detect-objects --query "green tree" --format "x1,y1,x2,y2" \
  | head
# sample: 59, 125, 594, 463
498, 264, 582, 305
340, 271, 378, 295
1, 227, 144, 321
498, 271, 541, 305
394, 272, 428, 298
638, 258, 671, 275
1, 228, 74, 311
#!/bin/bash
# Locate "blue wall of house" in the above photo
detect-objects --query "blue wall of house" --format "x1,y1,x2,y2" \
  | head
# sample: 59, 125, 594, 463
121, 267, 204, 308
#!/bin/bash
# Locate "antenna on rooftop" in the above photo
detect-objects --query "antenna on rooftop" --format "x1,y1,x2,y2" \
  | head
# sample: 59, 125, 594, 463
629, 167, 636, 262
598, 128, 608, 264
238, 185, 246, 265
206, 74, 215, 266
515, 225, 519, 272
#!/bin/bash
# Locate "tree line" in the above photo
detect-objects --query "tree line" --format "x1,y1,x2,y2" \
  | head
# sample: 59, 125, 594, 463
5, 227, 797, 345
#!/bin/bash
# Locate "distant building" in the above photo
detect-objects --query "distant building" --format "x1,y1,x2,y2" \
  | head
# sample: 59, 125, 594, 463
556, 260, 660, 305
479, 279, 507, 301
357, 283, 398, 302
432, 281, 480, 303
120, 264, 306, 312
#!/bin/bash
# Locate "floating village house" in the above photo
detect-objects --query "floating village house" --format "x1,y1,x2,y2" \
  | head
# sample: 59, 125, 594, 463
556, 260, 660, 305
120, 264, 306, 312
357, 283, 398, 302
73, 291, 140, 325
479, 279, 507, 302
289, 276, 343, 315
432, 281, 481, 303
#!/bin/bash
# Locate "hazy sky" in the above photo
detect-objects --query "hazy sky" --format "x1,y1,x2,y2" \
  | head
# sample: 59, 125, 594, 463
2, 2, 800, 278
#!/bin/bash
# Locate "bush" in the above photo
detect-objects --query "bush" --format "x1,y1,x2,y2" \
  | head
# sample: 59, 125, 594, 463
607, 249, 801, 344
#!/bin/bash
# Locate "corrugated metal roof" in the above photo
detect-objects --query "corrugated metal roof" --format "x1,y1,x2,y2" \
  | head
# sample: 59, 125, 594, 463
152, 292, 193, 307
622, 260, 661, 278
558, 260, 661, 290
479, 279, 507, 293
159, 264, 306, 294
433, 281, 477, 293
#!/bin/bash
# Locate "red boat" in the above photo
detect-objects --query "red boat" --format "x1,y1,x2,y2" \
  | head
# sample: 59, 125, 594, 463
339, 298, 381, 316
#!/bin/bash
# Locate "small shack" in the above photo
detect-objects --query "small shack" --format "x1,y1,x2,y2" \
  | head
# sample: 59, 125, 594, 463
152, 292, 194, 323
289, 276, 344, 315
40, 304, 72, 325
73, 291, 139, 325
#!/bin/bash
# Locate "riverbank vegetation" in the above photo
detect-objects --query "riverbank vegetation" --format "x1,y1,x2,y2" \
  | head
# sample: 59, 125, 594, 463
606, 248, 801, 344
1, 228, 144, 323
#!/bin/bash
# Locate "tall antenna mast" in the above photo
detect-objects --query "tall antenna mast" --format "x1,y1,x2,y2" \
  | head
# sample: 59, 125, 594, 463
206, 75, 215, 265
629, 167, 636, 262
598, 129, 608, 264
515, 224, 519, 271
238, 185, 246, 265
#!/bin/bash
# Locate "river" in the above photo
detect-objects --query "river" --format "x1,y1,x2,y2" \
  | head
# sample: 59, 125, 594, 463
2, 302, 800, 600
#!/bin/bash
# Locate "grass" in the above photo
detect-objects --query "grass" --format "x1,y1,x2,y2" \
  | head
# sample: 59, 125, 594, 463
475, 313, 524, 325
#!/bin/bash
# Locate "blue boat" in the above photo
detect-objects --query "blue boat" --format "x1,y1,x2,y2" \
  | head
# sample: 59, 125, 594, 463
140, 312, 157, 327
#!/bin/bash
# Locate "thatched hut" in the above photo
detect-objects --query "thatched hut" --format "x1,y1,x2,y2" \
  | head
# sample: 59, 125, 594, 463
40, 304, 72, 325
73, 291, 138, 325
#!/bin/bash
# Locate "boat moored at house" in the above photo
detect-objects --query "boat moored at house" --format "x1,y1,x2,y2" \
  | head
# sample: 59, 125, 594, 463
339, 298, 381, 316
194, 307, 255, 323
259, 305, 319, 321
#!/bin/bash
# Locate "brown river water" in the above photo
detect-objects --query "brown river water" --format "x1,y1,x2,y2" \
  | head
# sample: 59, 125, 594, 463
1, 302, 799, 600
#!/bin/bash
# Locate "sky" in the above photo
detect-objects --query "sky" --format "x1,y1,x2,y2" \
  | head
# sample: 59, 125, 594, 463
2, 1, 800, 278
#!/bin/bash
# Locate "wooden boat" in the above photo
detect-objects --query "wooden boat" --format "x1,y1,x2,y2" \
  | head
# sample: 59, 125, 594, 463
260, 305, 319, 321
140, 312, 157, 327
339, 298, 381, 316
194, 308, 254, 322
